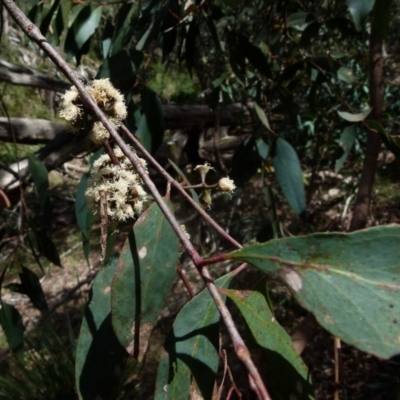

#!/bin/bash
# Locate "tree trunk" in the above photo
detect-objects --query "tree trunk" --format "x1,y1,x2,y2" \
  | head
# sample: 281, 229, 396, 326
349, 24, 384, 232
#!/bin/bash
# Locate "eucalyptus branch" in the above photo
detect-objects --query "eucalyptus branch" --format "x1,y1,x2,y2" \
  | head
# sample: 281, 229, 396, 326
119, 124, 242, 249
2, 1, 271, 398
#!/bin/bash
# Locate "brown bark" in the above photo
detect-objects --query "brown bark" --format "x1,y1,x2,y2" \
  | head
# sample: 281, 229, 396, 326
349, 24, 384, 232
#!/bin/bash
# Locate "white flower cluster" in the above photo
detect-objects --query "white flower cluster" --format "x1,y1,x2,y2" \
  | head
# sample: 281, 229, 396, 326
85, 147, 147, 221
59, 79, 127, 144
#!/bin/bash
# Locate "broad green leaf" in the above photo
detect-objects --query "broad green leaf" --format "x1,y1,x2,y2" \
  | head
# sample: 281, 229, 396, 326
272, 138, 305, 215
347, 0, 375, 30
64, 6, 102, 62
19, 267, 48, 314
0, 302, 24, 356
335, 125, 357, 172
75, 257, 128, 400
337, 107, 372, 122
226, 287, 313, 400
111, 201, 179, 361
227, 225, 400, 359
135, 86, 165, 154
154, 273, 235, 400
28, 154, 49, 212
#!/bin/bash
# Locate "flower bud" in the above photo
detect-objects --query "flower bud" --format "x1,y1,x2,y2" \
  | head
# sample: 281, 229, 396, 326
194, 162, 215, 183
200, 190, 212, 210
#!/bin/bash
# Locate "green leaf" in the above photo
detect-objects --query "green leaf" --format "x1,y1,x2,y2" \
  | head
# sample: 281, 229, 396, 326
287, 12, 309, 30
110, 3, 137, 55
347, 0, 375, 30
238, 34, 272, 78
227, 225, 400, 359
337, 107, 371, 122
75, 173, 92, 240
135, 87, 165, 154
226, 287, 314, 400
96, 50, 143, 88
33, 228, 62, 267
365, 119, 400, 156
337, 66, 357, 84
75, 257, 128, 400
155, 273, 235, 400
0, 302, 24, 356
299, 22, 320, 49
230, 136, 262, 187
19, 267, 48, 314
335, 125, 357, 172
39, 0, 61, 37
111, 201, 179, 361
64, 5, 102, 62
254, 102, 271, 131
28, 154, 49, 212
272, 138, 305, 215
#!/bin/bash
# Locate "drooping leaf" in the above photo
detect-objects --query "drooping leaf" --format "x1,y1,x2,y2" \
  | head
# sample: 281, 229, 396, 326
230, 136, 262, 187
33, 228, 62, 267
154, 272, 235, 400
254, 102, 271, 131
110, 3, 137, 55
19, 267, 48, 314
96, 50, 143, 89
64, 5, 102, 63
75, 173, 93, 240
335, 125, 357, 172
111, 201, 179, 361
38, 0, 60, 38
346, 0, 375, 30
299, 22, 321, 49
135, 86, 165, 154
0, 302, 24, 356
372, 0, 391, 40
337, 107, 371, 122
184, 19, 199, 76
238, 34, 272, 78
365, 119, 400, 156
272, 138, 306, 215
75, 257, 128, 400
227, 225, 400, 359
28, 154, 49, 212
226, 286, 314, 400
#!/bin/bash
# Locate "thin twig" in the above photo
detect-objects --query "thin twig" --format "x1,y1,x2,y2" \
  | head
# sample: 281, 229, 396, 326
2, 2, 271, 398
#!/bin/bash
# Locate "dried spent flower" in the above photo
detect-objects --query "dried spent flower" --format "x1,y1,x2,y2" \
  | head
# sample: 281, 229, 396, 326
85, 146, 147, 221
59, 78, 127, 144
194, 162, 215, 183
218, 177, 236, 195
